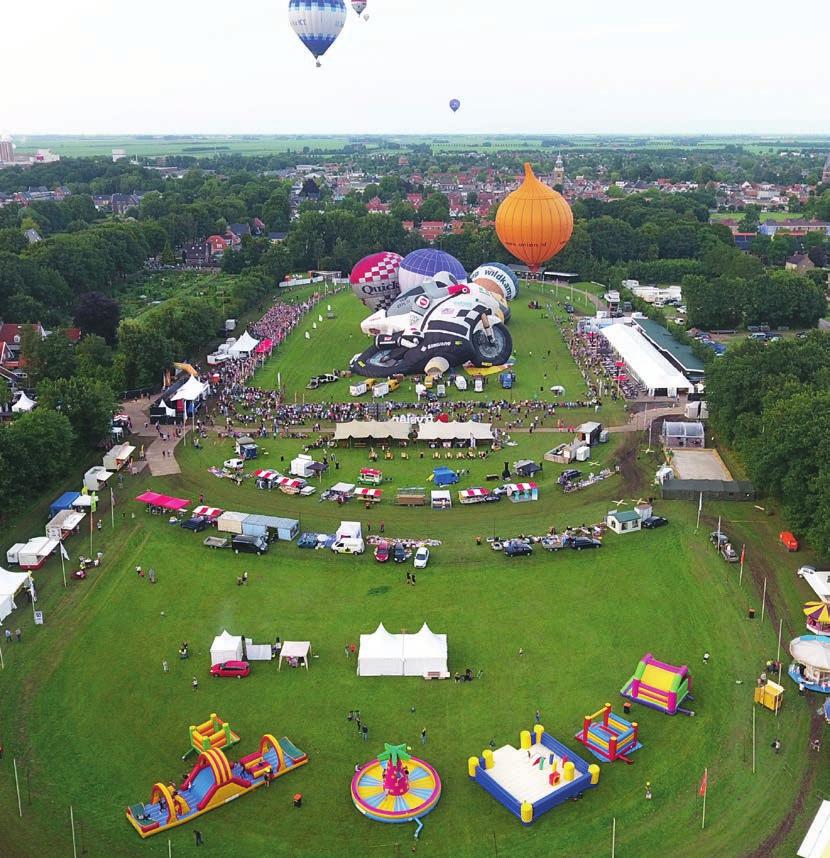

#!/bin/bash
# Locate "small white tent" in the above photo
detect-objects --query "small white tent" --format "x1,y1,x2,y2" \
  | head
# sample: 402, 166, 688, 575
228, 331, 259, 359
357, 623, 404, 676
0, 566, 31, 625
11, 392, 36, 413
210, 629, 243, 665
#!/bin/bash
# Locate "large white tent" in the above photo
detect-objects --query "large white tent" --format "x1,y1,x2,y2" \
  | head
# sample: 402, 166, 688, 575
210, 629, 243, 665
417, 422, 493, 443
170, 376, 209, 402
228, 331, 259, 359
798, 800, 830, 858
600, 323, 692, 397
357, 622, 448, 677
11, 392, 36, 413
0, 566, 31, 625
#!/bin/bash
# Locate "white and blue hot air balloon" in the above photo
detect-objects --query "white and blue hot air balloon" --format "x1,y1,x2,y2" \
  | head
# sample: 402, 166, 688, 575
470, 262, 520, 301
397, 248, 467, 293
288, 0, 347, 68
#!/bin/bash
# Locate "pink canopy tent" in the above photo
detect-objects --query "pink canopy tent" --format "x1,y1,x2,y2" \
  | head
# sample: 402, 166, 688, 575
255, 338, 274, 354
135, 491, 190, 511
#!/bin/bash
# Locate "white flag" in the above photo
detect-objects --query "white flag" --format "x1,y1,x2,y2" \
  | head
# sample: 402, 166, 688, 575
60, 542, 69, 561
698, 492, 703, 513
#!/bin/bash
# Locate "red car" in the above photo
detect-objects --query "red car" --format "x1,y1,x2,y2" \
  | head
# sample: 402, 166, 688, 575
210, 660, 250, 678
374, 540, 390, 563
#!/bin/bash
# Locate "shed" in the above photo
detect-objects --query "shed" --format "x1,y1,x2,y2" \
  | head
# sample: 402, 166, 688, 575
576, 422, 603, 446
216, 511, 249, 534
83, 466, 113, 493
244, 514, 299, 542
396, 487, 426, 507
606, 509, 642, 535
661, 479, 755, 501
661, 421, 705, 449
431, 490, 452, 510
291, 454, 317, 478
235, 436, 258, 459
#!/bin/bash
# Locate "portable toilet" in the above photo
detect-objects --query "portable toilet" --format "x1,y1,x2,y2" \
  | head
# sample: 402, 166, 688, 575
574, 445, 591, 462
474, 377, 484, 393
499, 371, 514, 389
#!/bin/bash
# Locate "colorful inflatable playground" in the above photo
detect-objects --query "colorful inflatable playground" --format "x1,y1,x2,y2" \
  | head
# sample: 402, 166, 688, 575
575, 703, 642, 764
183, 712, 240, 759
351, 742, 442, 824
620, 653, 695, 716
468, 725, 600, 825
125, 732, 307, 838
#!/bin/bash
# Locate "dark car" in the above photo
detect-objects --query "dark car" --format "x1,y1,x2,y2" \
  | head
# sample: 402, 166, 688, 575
564, 303, 575, 314
210, 660, 250, 678
642, 515, 668, 529
504, 540, 533, 558
232, 534, 269, 556
181, 515, 209, 533
558, 469, 581, 485
393, 543, 408, 563
567, 536, 602, 550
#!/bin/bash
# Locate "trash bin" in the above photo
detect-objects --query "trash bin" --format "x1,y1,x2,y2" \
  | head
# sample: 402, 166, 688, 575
748, 609, 756, 619
623, 701, 632, 715
293, 793, 303, 808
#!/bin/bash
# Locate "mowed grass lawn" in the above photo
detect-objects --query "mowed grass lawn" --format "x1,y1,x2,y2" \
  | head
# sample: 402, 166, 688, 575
0, 419, 825, 857
256, 280, 625, 426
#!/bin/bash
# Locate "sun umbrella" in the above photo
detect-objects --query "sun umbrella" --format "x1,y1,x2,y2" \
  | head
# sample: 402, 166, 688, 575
803, 601, 830, 624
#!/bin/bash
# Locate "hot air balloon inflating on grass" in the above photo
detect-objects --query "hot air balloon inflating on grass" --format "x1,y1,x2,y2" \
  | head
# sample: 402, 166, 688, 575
495, 162, 573, 271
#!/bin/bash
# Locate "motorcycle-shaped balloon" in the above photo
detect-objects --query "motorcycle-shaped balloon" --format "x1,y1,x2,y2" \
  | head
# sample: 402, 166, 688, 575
349, 276, 512, 378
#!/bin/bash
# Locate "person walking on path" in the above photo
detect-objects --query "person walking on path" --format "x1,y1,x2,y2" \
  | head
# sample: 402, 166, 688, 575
14, 628, 21, 642
194, 830, 203, 846
162, 659, 169, 673
420, 727, 427, 745
192, 676, 198, 692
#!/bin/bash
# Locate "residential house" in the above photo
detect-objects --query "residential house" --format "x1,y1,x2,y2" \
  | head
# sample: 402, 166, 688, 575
267, 232, 288, 243
207, 235, 229, 257
111, 193, 141, 215
419, 221, 449, 241
366, 196, 390, 214
181, 241, 211, 266
406, 193, 423, 210
227, 223, 252, 240
251, 217, 266, 236
785, 253, 815, 274
24, 228, 42, 244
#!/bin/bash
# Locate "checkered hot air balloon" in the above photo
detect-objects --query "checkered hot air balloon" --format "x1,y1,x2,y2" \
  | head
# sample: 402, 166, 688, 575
350, 251, 403, 311
289, 0, 347, 67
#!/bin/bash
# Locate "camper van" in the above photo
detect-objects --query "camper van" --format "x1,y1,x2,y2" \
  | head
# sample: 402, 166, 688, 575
331, 537, 365, 555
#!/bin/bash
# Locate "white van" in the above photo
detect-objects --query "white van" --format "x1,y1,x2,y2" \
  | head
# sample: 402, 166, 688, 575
331, 538, 365, 555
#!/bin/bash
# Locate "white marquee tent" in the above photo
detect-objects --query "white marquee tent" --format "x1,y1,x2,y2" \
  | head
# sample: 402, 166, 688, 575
171, 376, 209, 402
11, 392, 36, 413
357, 622, 448, 677
278, 640, 311, 670
600, 323, 692, 397
228, 331, 259, 359
417, 422, 493, 443
798, 800, 830, 858
210, 629, 243, 665
0, 566, 31, 626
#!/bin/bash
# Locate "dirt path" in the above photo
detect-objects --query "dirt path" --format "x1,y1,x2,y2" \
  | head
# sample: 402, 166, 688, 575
119, 397, 184, 476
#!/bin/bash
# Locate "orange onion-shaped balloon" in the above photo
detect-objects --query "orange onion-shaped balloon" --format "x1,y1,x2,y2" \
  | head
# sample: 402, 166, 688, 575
495, 162, 573, 271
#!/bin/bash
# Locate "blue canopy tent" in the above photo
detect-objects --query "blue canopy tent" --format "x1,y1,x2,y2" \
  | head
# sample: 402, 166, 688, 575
49, 491, 81, 518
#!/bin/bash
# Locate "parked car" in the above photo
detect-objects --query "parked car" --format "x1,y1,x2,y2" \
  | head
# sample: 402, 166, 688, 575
223, 458, 245, 470
566, 536, 602, 550
210, 660, 250, 678
504, 540, 533, 558
393, 543, 408, 563
558, 469, 582, 485
413, 546, 430, 568
374, 540, 390, 563
332, 538, 365, 555
709, 531, 729, 547
181, 515, 209, 532
642, 516, 668, 529
564, 303, 575, 314
232, 534, 269, 555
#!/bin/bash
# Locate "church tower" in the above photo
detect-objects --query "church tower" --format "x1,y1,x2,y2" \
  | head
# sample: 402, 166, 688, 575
552, 153, 565, 186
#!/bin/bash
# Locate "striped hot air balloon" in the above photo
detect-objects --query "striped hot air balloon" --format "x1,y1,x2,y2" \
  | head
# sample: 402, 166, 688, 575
495, 163, 573, 272
288, 0, 347, 67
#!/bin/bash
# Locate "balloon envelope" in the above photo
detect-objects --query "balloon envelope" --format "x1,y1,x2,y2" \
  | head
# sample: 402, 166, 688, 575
449, 99, 461, 113
350, 251, 403, 311
495, 163, 573, 271
398, 249, 466, 293
289, 0, 347, 64
470, 263, 519, 301
351, 0, 367, 14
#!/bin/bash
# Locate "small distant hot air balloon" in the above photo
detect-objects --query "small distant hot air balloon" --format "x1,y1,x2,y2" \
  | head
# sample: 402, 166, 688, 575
351, 0, 368, 18
289, 0, 347, 67
495, 163, 573, 271
350, 251, 403, 311
449, 99, 461, 113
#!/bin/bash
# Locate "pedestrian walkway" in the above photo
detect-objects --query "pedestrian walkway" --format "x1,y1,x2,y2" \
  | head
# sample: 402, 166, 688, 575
119, 397, 184, 476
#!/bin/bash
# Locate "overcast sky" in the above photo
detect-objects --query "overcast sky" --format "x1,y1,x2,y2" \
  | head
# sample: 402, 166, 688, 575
5, 0, 830, 136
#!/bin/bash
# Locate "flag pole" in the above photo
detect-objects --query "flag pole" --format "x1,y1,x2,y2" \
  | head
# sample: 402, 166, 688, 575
760, 577, 767, 624
752, 706, 756, 773
695, 492, 702, 531
739, 545, 745, 586
111, 487, 115, 529
29, 574, 36, 622
701, 768, 707, 829
60, 545, 67, 588
13, 758, 22, 816
0, 644, 4, 669
611, 817, 616, 858
70, 805, 77, 858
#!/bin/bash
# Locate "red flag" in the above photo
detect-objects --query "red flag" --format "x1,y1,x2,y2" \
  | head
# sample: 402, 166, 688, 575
740, 544, 746, 565
699, 769, 708, 797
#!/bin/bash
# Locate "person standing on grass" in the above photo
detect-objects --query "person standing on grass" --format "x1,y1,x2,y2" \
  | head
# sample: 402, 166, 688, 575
362, 724, 368, 741
535, 709, 542, 724
14, 628, 21, 642
194, 830, 203, 846
420, 727, 427, 745
644, 781, 652, 800
192, 676, 198, 692
162, 659, 169, 673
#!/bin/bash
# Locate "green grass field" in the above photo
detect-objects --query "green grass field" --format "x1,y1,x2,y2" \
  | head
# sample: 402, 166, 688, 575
0, 286, 827, 858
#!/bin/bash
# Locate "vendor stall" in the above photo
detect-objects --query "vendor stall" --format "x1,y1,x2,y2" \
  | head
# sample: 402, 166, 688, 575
278, 641, 312, 670
18, 537, 59, 570
0, 566, 32, 626
354, 487, 382, 505
504, 482, 539, 503
103, 443, 135, 471
253, 469, 280, 490
45, 509, 86, 541
135, 492, 190, 514
458, 488, 491, 505
431, 490, 452, 510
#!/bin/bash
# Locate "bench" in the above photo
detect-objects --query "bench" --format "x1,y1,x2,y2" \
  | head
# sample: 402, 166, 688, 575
423, 671, 450, 680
